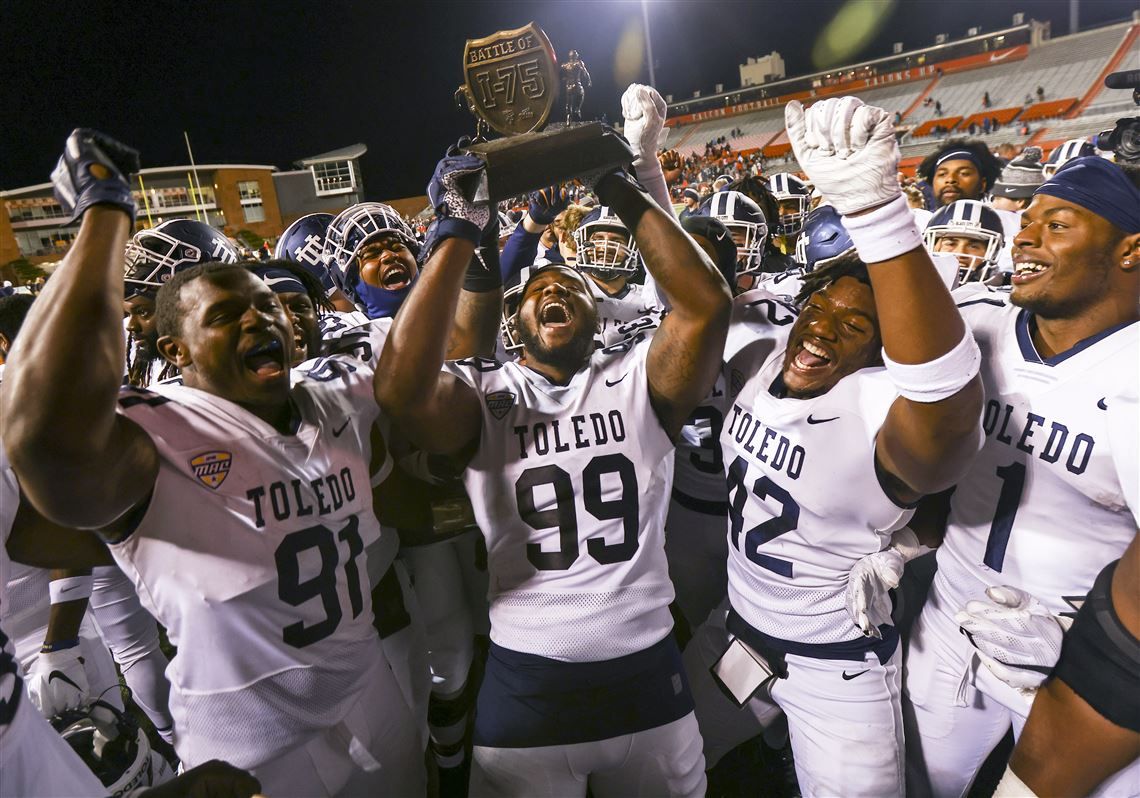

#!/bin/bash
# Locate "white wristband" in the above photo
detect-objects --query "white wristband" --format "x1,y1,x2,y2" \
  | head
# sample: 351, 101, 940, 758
840, 194, 923, 264
49, 576, 93, 604
882, 328, 981, 403
993, 765, 1039, 798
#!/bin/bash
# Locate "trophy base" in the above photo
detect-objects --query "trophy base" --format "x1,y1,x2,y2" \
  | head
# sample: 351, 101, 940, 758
461, 122, 634, 203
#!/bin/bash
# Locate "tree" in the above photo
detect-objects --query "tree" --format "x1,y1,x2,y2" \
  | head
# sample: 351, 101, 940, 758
2, 258, 45, 285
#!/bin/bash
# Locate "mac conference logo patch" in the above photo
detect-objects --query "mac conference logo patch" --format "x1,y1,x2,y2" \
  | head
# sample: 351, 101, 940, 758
189, 451, 232, 489
485, 391, 516, 420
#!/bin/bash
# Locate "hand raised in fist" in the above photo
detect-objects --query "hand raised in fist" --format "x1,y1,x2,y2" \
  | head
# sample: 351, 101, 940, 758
51, 129, 139, 222
784, 97, 900, 216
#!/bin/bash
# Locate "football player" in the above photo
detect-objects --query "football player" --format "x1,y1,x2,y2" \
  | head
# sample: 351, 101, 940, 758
922, 199, 1006, 284
1, 287, 176, 748
993, 532, 1140, 797
570, 204, 666, 346
899, 156, 1140, 797
274, 212, 357, 312
322, 200, 506, 793
1041, 137, 1097, 180
377, 152, 732, 796
2, 130, 427, 795
682, 96, 984, 797
703, 190, 769, 291
123, 219, 238, 388
917, 139, 1003, 209
248, 260, 333, 365
768, 172, 812, 256
663, 215, 738, 633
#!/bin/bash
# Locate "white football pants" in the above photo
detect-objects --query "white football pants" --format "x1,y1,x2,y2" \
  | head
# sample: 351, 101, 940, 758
686, 602, 906, 798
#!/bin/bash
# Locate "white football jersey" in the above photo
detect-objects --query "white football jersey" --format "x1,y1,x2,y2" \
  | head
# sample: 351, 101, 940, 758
588, 279, 666, 349
109, 359, 389, 769
719, 290, 912, 645
319, 313, 391, 369
935, 285, 1139, 617
444, 338, 676, 662
671, 293, 801, 507
754, 269, 806, 306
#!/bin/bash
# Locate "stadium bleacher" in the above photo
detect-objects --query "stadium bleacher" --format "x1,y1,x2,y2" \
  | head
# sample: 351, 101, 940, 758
664, 18, 1138, 179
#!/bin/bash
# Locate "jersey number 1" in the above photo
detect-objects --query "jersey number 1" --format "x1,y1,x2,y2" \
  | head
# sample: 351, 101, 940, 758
983, 461, 1026, 572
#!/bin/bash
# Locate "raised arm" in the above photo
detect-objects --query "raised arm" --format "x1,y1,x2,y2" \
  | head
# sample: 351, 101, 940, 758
786, 98, 983, 503
375, 154, 491, 455
596, 172, 731, 438
0, 131, 158, 528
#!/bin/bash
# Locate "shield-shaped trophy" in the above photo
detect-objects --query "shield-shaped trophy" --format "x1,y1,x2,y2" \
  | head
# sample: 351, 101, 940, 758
462, 23, 558, 137
456, 22, 634, 202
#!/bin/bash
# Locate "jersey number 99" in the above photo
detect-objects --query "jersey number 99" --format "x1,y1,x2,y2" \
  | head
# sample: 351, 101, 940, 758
516, 453, 641, 570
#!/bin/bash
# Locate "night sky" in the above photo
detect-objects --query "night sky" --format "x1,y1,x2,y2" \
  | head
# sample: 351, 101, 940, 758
2, 1, 1134, 199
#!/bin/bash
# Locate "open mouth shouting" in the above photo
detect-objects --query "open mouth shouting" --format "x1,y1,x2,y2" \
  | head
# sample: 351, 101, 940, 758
380, 261, 413, 291
243, 337, 288, 381
790, 336, 834, 374
539, 297, 573, 330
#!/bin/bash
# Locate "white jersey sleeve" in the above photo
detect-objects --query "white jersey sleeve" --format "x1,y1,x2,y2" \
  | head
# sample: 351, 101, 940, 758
109, 360, 388, 769
591, 280, 666, 349
936, 286, 1140, 616
670, 290, 796, 508
443, 339, 676, 663
318, 315, 392, 369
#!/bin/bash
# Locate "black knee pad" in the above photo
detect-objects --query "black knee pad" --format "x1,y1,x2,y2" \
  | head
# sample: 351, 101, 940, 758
1053, 560, 1140, 732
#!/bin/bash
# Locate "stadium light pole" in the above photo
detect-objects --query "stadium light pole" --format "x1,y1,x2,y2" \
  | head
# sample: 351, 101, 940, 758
641, 0, 656, 88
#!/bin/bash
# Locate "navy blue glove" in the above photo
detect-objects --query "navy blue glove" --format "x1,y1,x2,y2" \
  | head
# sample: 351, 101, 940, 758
576, 165, 641, 200
426, 152, 491, 248
527, 185, 569, 226
50, 129, 139, 223
465, 213, 502, 293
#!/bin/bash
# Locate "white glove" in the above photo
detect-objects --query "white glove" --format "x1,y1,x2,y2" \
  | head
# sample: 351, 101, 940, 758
956, 585, 1070, 692
784, 96, 901, 216
26, 646, 89, 718
621, 83, 667, 165
846, 548, 906, 638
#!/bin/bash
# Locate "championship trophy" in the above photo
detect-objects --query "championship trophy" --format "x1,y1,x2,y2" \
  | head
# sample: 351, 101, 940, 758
455, 23, 633, 202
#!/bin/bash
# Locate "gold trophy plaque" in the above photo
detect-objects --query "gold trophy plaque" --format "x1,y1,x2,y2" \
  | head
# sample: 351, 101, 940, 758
455, 23, 634, 202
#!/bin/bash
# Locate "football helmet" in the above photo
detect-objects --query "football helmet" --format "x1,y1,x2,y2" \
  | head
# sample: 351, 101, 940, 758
572, 205, 640, 275
500, 281, 526, 353
274, 213, 337, 295
123, 219, 238, 291
923, 199, 1005, 283
798, 204, 855, 273
768, 173, 811, 236
1042, 138, 1097, 180
703, 190, 768, 275
323, 202, 419, 306
52, 699, 174, 796
498, 210, 519, 238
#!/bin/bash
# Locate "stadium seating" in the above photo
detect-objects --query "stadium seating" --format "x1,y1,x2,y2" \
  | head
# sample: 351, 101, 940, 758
664, 18, 1137, 176
907, 23, 1130, 128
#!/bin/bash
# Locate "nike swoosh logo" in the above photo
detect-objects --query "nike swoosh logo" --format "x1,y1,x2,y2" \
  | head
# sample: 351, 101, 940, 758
806, 414, 839, 424
989, 51, 1014, 62
841, 670, 869, 681
1097, 397, 1108, 410
606, 375, 628, 387
332, 420, 350, 437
